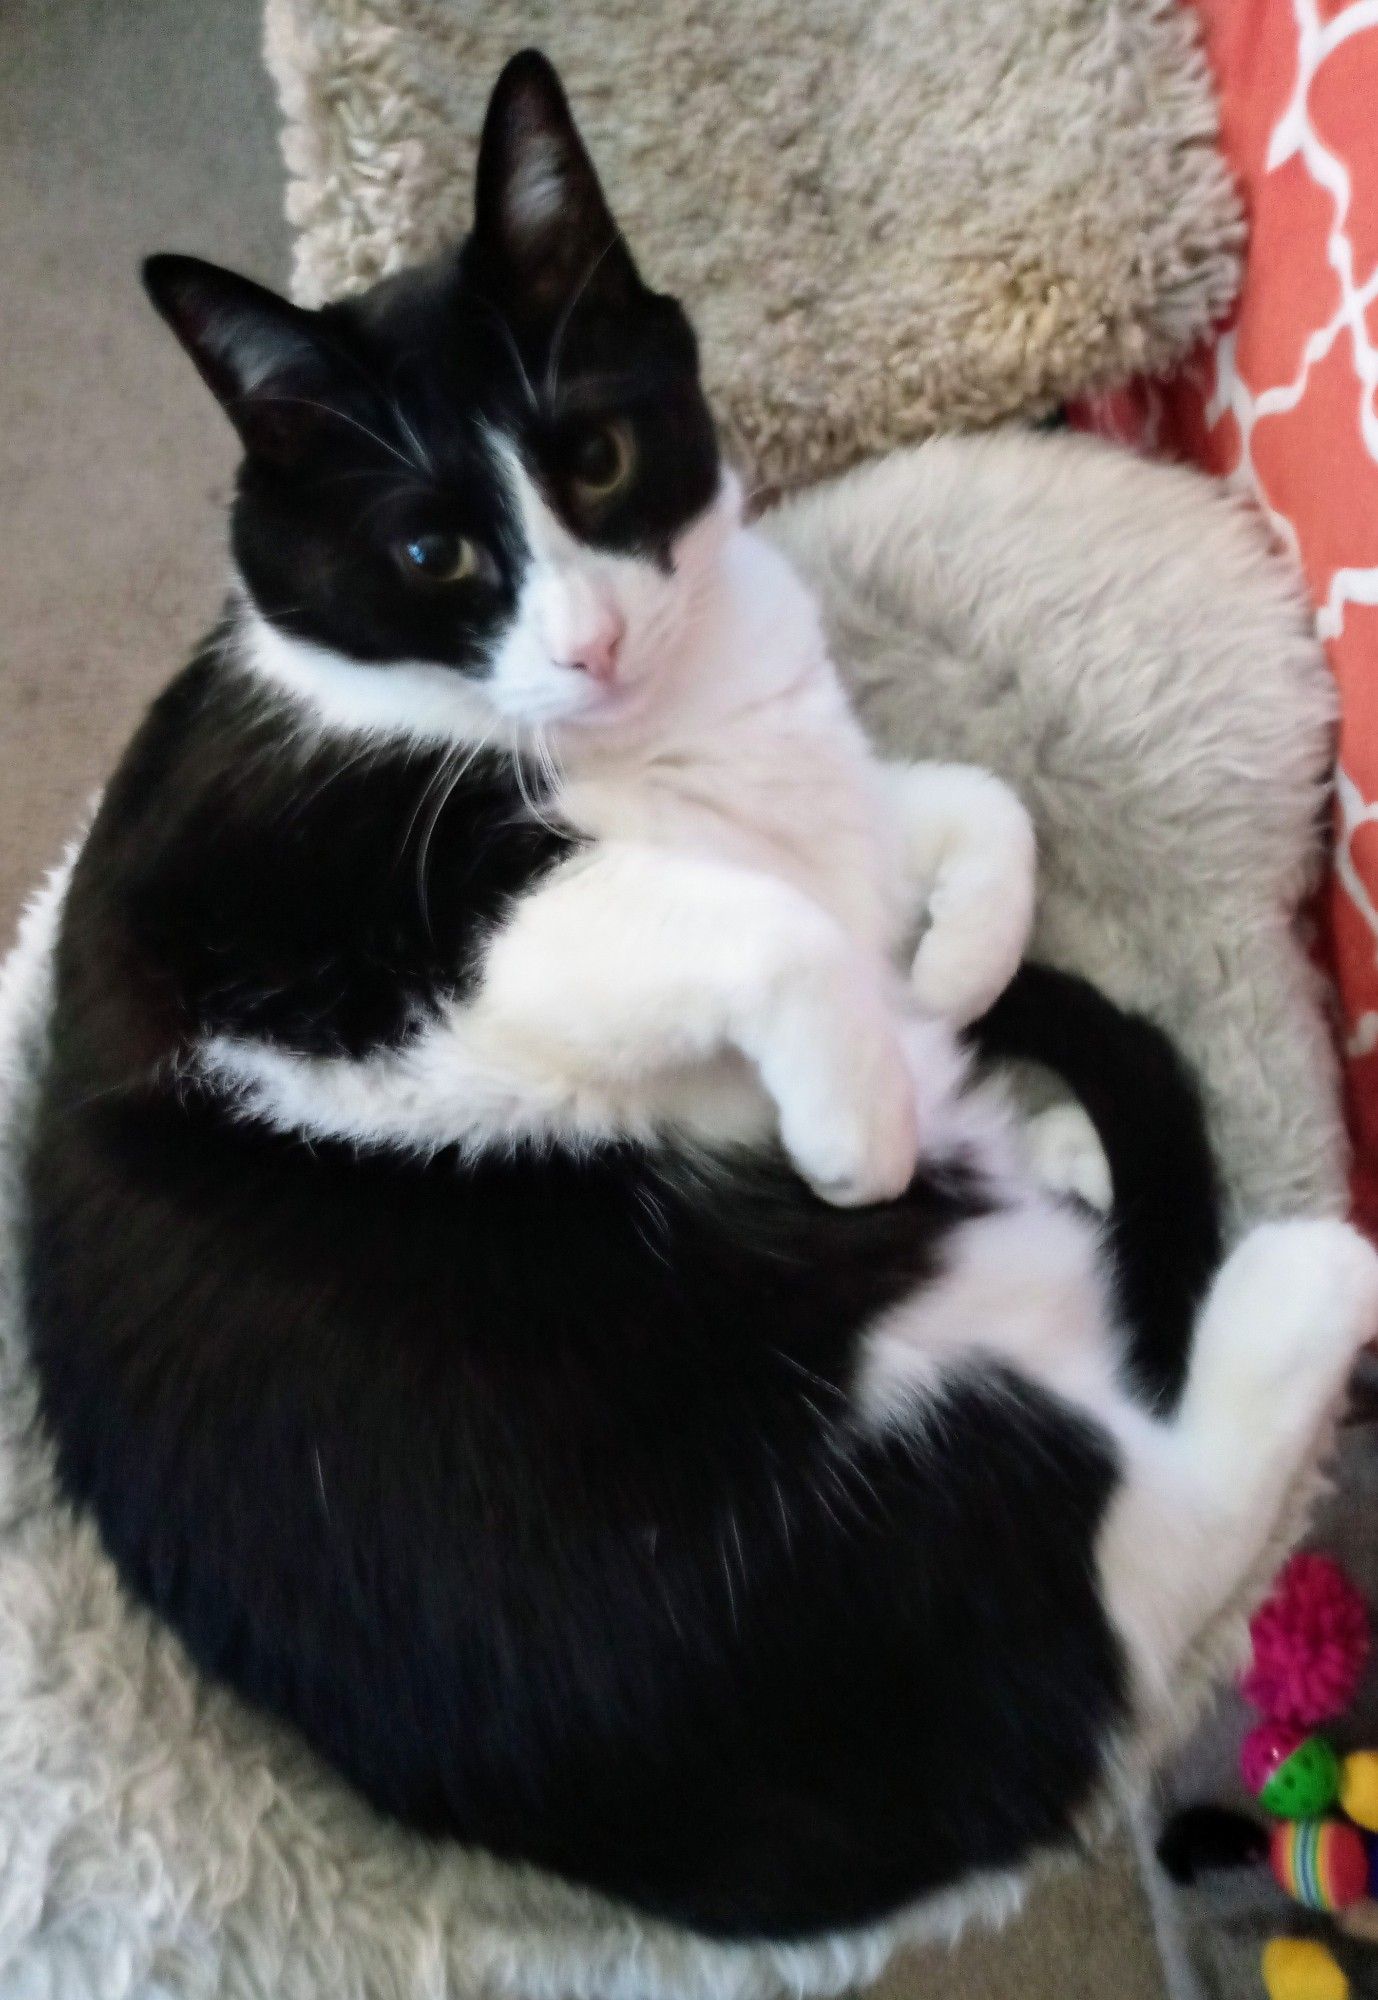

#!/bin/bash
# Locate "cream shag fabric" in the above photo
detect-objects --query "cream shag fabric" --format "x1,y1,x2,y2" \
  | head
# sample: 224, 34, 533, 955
0, 428, 1348, 2000
261, 0, 1244, 491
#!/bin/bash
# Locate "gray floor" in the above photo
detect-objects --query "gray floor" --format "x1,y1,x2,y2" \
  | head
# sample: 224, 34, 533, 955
0, 4, 1163, 1993
0, 0, 286, 935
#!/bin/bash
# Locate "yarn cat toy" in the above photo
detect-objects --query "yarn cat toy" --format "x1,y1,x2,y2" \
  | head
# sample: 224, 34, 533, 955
1158, 1555, 1378, 2000
1239, 1555, 1378, 2000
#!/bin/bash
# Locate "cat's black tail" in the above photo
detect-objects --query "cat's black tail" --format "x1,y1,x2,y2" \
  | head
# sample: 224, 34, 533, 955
966, 961, 1223, 1411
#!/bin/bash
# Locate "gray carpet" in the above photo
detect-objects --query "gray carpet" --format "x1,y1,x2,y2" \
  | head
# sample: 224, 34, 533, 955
0, 4, 1164, 1993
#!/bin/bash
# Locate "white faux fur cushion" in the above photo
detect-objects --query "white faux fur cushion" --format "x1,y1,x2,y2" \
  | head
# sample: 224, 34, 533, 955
262, 0, 1244, 491
769, 431, 1348, 1235
0, 429, 1346, 1999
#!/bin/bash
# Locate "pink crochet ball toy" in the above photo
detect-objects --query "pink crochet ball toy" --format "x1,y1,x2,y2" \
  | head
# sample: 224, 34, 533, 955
1242, 1553, 1370, 1729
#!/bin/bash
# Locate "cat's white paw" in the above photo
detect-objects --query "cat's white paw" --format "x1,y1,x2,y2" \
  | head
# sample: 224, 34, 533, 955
779, 1035, 920, 1208
908, 803, 1036, 1028
910, 924, 1021, 1028
1023, 1102, 1113, 1212
1194, 1219, 1378, 1421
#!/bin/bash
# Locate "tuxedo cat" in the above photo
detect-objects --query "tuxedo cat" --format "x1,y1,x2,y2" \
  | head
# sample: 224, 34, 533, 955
22, 50, 1377, 1943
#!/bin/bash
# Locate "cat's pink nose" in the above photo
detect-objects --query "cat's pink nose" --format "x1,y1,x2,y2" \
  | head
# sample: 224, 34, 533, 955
565, 610, 625, 686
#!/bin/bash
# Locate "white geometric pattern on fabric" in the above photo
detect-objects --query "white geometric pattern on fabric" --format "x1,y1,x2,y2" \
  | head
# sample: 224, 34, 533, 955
1188, 0, 1378, 1068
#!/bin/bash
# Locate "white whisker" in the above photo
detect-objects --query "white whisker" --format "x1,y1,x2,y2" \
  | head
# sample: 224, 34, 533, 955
411, 744, 485, 943
255, 395, 422, 475
510, 725, 567, 839
286, 742, 378, 821
469, 295, 540, 413
389, 396, 436, 479
545, 236, 619, 404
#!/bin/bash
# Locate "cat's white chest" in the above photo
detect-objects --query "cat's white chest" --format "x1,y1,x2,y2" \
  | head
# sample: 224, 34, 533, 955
563, 731, 896, 951
557, 535, 903, 956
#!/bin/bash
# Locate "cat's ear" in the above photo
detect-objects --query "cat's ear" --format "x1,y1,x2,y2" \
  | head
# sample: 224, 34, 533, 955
473, 50, 639, 314
142, 254, 341, 465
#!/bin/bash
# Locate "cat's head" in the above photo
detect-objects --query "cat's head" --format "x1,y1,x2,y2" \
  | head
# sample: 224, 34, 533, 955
144, 51, 730, 741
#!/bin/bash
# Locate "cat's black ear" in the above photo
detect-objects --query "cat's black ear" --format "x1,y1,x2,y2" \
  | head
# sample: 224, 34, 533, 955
142, 254, 340, 464
473, 50, 639, 313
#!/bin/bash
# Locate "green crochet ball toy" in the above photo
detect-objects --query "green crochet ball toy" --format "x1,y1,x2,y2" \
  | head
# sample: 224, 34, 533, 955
1258, 1733, 1342, 1819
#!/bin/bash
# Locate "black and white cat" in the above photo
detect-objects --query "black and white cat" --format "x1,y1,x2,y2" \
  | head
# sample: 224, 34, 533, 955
22, 50, 1378, 1944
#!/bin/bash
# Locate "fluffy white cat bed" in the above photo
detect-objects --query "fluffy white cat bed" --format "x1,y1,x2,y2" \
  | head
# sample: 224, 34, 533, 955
0, 428, 1346, 1999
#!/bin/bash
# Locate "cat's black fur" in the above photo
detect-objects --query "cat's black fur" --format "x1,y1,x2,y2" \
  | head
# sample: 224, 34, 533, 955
21, 51, 1218, 1940
74, 634, 575, 1058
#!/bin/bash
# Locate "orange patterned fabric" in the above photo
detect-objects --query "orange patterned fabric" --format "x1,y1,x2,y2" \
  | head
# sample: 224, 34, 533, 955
1073, 0, 1378, 1232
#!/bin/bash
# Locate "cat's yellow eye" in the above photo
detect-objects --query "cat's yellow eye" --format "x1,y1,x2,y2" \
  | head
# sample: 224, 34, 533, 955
394, 533, 481, 584
569, 419, 636, 506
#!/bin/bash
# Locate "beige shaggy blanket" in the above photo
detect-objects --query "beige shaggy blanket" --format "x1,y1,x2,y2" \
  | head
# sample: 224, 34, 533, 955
263, 0, 1244, 490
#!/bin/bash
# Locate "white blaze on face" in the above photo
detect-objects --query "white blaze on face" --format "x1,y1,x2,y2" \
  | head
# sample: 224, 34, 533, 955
525, 554, 626, 687
481, 437, 737, 730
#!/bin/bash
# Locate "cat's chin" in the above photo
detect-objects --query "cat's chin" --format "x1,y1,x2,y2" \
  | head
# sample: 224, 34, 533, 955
485, 671, 656, 739
546, 677, 658, 734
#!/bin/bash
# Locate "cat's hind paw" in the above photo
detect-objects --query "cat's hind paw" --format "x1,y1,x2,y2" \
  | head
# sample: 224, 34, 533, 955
1191, 1219, 1378, 1431
1023, 1101, 1113, 1212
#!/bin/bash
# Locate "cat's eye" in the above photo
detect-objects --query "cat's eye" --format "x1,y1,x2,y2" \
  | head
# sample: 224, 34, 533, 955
394, 533, 483, 584
569, 420, 636, 505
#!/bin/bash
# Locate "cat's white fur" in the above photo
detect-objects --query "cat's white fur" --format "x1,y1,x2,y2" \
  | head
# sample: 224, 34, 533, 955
221, 458, 1378, 1770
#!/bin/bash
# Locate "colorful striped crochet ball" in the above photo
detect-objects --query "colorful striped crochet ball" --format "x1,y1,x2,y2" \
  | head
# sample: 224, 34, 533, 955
1270, 1819, 1369, 1912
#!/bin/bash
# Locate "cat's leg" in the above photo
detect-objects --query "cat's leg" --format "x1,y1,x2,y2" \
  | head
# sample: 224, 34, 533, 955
477, 842, 921, 1205
878, 762, 1036, 1027
1100, 1218, 1378, 1715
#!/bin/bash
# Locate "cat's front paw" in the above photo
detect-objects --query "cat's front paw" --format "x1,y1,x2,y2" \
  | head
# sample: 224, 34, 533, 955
779, 1035, 920, 1208
909, 798, 1036, 1028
